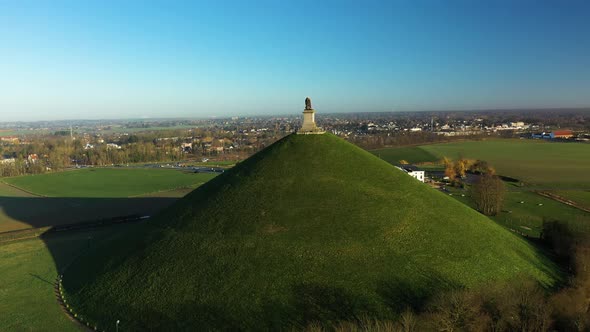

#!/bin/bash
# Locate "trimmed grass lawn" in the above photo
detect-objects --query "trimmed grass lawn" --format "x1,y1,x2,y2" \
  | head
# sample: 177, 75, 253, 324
371, 146, 439, 164
4, 168, 216, 197
419, 139, 590, 188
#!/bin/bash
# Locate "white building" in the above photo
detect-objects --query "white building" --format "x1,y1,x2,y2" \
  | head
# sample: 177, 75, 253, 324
395, 166, 425, 183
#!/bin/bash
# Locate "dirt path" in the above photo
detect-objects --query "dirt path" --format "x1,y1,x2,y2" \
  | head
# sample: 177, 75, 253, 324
0, 181, 45, 197
535, 191, 590, 213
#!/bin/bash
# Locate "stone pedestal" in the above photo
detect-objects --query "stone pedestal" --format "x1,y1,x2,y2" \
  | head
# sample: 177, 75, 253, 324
301, 109, 317, 132
298, 109, 325, 134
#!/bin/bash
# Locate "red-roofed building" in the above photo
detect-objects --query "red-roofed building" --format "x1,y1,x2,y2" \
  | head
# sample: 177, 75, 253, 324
550, 130, 574, 139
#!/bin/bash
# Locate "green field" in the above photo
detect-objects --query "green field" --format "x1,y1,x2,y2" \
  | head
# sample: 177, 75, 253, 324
371, 146, 438, 164
445, 188, 590, 237
0, 169, 217, 233
549, 190, 590, 209
0, 129, 50, 137
4, 168, 216, 197
63, 134, 559, 330
419, 139, 590, 188
374, 139, 590, 188
374, 139, 590, 238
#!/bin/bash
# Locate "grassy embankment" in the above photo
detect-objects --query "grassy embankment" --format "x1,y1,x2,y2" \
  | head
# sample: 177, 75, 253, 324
62, 133, 559, 330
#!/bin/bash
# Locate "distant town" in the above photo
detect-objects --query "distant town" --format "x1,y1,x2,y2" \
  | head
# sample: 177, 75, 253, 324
0, 108, 589, 175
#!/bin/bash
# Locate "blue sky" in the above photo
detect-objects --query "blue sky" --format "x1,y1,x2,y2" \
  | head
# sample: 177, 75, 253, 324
1, 0, 590, 121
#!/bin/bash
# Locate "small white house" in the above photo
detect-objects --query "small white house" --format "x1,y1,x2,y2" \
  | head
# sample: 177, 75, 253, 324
395, 165, 425, 183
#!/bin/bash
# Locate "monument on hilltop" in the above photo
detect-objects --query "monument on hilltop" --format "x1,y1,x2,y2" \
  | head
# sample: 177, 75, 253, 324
298, 97, 324, 134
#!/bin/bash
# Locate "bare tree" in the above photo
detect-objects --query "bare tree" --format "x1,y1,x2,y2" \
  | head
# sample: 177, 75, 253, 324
471, 174, 504, 216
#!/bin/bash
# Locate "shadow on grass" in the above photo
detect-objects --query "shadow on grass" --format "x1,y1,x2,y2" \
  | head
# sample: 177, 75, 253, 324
377, 273, 460, 314
0, 196, 179, 275
0, 196, 178, 231
29, 273, 54, 286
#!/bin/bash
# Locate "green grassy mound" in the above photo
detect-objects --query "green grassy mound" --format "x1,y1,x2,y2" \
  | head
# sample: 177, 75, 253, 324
63, 134, 559, 330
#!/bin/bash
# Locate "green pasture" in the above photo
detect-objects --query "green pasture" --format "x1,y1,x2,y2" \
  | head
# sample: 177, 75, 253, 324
0, 129, 50, 137
373, 139, 590, 188
549, 190, 590, 209
3, 168, 216, 198
420, 139, 590, 188
445, 188, 590, 238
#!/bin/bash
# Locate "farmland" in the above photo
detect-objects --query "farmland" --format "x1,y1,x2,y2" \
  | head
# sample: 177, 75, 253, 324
445, 188, 590, 237
548, 190, 590, 209
419, 139, 590, 188
3, 168, 216, 197
373, 139, 590, 187
0, 168, 217, 233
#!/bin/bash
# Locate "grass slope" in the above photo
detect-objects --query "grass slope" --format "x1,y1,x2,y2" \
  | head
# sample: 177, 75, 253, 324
64, 134, 559, 330
4, 168, 216, 197
419, 139, 590, 188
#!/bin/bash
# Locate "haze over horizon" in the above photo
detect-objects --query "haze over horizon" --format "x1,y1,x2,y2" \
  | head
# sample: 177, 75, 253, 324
2, 0, 590, 122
